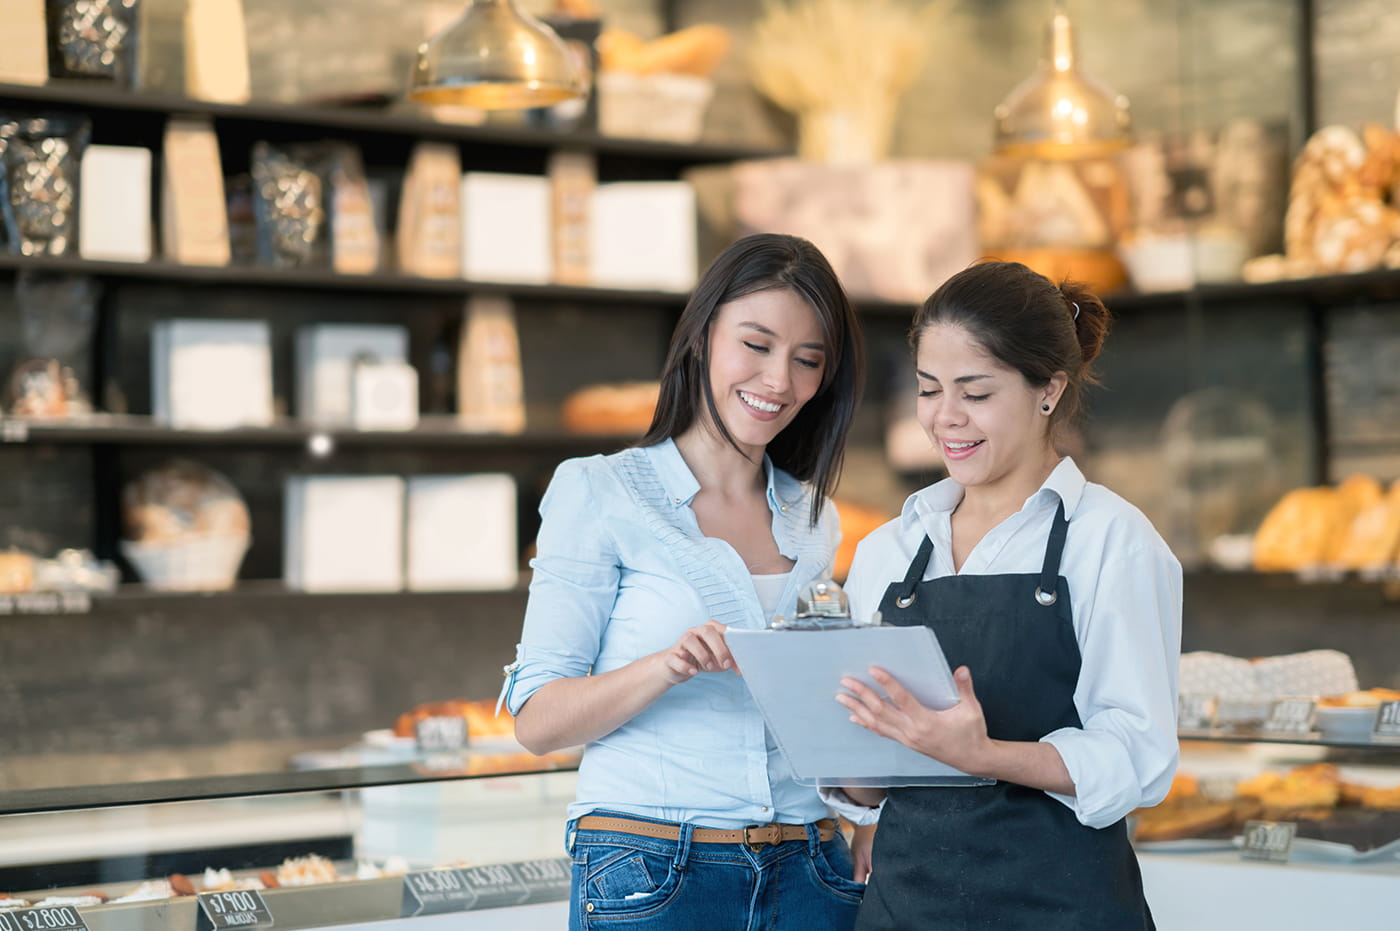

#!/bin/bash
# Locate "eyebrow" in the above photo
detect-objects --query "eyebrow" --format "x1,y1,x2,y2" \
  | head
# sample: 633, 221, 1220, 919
740, 321, 826, 352
915, 370, 994, 385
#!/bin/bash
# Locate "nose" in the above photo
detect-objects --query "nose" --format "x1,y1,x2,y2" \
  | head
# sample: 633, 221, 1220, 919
760, 356, 791, 394
927, 394, 967, 428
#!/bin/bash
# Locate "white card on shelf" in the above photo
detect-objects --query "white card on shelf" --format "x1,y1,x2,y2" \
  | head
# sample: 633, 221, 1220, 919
351, 361, 419, 431
406, 474, 517, 592
80, 145, 154, 262
295, 324, 409, 425
590, 181, 696, 292
152, 319, 273, 429
285, 475, 404, 592
460, 172, 552, 284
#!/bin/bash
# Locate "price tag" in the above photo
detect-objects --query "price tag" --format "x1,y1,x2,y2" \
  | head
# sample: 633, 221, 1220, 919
512, 858, 572, 903
0, 908, 89, 931
1, 420, 29, 443
1372, 701, 1400, 743
457, 863, 529, 911
1177, 693, 1216, 732
415, 716, 468, 753
1262, 697, 1316, 736
401, 869, 478, 917
196, 890, 274, 930
1241, 820, 1296, 862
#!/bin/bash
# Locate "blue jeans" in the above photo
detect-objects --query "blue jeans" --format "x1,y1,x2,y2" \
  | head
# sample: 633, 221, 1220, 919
566, 811, 864, 929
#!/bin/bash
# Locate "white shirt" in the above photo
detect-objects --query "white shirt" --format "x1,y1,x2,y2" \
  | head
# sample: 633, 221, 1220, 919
838, 457, 1182, 830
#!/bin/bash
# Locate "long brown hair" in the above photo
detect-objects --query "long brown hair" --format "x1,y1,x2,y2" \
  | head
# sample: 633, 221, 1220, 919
640, 233, 864, 526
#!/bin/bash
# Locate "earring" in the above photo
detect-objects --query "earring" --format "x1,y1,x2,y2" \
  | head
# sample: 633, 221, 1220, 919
1041, 404, 1051, 413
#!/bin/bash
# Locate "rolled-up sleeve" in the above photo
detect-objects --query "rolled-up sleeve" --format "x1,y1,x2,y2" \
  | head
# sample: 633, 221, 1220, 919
503, 459, 620, 715
1041, 540, 1182, 828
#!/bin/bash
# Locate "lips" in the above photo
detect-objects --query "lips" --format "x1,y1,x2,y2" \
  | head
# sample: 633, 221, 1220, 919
942, 439, 984, 461
739, 390, 783, 416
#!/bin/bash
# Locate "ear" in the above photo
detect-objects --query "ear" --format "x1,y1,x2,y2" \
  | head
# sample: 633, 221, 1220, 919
1042, 372, 1069, 412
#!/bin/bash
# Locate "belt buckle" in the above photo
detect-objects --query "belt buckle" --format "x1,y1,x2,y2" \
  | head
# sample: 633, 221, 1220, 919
743, 823, 782, 851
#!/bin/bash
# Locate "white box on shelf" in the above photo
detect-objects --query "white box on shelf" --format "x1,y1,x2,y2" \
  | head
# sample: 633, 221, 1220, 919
406, 474, 517, 591
284, 475, 404, 592
351, 360, 419, 431
79, 145, 154, 262
295, 324, 409, 425
152, 319, 273, 429
590, 181, 696, 292
460, 172, 552, 284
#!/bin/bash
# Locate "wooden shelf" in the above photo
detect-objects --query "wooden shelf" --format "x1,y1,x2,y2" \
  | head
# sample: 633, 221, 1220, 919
0, 414, 639, 450
0, 80, 783, 167
0, 253, 692, 303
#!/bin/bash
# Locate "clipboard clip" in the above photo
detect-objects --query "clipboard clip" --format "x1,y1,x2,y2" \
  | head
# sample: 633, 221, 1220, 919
770, 578, 881, 630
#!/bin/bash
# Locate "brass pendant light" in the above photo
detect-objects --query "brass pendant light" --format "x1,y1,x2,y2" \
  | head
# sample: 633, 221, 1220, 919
408, 0, 585, 110
993, 1, 1131, 159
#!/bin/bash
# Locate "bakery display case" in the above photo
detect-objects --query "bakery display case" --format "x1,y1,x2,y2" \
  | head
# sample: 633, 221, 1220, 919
0, 763, 581, 931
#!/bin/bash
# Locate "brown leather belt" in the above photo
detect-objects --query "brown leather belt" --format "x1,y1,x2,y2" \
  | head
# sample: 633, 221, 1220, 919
576, 815, 836, 850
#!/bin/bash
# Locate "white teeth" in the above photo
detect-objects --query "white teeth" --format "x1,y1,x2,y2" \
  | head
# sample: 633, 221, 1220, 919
946, 440, 981, 449
740, 391, 781, 413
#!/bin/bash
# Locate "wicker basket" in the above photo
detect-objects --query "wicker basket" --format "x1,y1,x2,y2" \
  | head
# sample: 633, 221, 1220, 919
597, 72, 714, 143
121, 535, 250, 591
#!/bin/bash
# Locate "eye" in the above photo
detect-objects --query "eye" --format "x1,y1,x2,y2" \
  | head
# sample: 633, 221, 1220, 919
743, 340, 769, 354
964, 393, 990, 402
795, 356, 821, 370
918, 388, 941, 398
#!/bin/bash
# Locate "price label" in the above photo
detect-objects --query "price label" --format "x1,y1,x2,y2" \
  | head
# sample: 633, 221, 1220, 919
1372, 701, 1400, 742
1, 420, 29, 443
512, 858, 572, 903
1177, 693, 1216, 732
196, 890, 274, 930
1241, 820, 1296, 862
458, 863, 529, 911
401, 869, 478, 917
415, 716, 468, 753
0, 908, 88, 931
1262, 698, 1316, 736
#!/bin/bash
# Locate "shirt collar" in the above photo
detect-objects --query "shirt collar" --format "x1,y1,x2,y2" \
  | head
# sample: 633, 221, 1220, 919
903, 456, 1088, 530
645, 437, 791, 512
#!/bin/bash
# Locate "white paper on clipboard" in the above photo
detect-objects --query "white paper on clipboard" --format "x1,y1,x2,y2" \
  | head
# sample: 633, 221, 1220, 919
726, 625, 994, 788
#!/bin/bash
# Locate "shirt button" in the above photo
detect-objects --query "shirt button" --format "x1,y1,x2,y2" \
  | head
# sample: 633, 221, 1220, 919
585, 903, 595, 913
780, 506, 787, 512
674, 497, 682, 504
761, 806, 769, 812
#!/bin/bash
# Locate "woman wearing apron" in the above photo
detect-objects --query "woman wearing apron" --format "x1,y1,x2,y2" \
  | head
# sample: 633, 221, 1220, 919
829, 261, 1181, 929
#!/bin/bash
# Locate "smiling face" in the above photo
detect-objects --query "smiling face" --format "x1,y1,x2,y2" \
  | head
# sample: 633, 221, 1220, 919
703, 288, 827, 459
915, 323, 1065, 494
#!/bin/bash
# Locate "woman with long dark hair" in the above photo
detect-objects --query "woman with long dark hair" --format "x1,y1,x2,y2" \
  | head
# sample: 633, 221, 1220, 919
503, 233, 867, 930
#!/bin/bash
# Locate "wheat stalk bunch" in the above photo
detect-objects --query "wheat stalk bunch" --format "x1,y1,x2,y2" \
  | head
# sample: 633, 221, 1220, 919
748, 0, 951, 115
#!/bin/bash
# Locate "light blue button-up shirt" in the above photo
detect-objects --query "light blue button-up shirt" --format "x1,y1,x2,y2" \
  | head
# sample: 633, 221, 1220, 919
503, 439, 840, 828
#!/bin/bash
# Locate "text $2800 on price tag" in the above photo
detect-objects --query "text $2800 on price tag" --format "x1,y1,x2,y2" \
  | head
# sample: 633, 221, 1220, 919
0, 908, 88, 931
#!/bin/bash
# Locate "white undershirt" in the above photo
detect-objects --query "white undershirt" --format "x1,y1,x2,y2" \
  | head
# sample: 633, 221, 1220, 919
751, 571, 790, 624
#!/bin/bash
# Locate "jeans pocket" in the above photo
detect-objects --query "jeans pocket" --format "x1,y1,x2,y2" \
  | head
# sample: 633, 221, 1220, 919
807, 838, 867, 903
581, 842, 682, 916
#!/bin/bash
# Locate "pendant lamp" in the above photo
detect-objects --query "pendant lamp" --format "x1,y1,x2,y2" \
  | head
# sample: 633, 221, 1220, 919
408, 0, 584, 110
993, 1, 1130, 158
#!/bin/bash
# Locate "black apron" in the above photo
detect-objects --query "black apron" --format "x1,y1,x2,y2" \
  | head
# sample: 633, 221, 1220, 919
855, 502, 1153, 931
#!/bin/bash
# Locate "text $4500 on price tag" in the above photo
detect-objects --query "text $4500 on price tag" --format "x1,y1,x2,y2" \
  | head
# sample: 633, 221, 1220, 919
0, 907, 88, 931
197, 890, 274, 930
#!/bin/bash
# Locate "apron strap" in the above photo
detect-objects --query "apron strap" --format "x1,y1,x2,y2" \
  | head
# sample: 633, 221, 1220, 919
1034, 500, 1070, 606
894, 535, 935, 608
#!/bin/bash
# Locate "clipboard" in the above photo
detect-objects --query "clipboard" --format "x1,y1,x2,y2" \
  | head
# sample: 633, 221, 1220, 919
726, 625, 994, 787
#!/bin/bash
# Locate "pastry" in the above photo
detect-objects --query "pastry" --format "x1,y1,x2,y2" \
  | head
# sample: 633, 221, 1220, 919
276, 854, 339, 887
1252, 487, 1339, 571
561, 382, 660, 436
113, 880, 175, 903
1132, 801, 1236, 842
